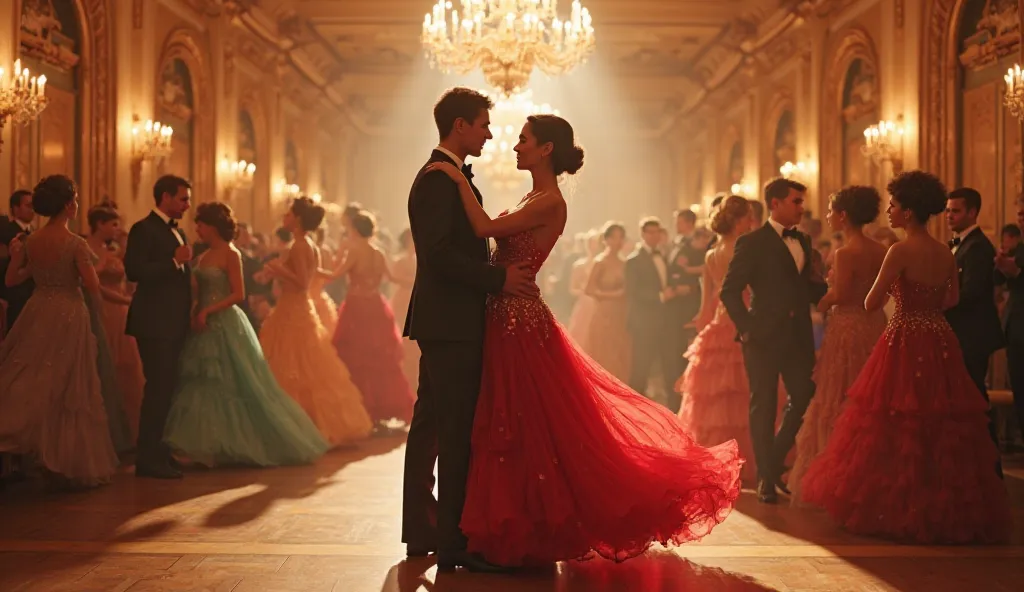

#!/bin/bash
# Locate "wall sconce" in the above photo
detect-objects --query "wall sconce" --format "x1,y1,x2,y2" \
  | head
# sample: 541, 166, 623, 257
310, 193, 323, 204
131, 115, 173, 197
861, 117, 905, 173
779, 159, 817, 182
1003, 64, 1024, 120
273, 180, 301, 202
730, 182, 755, 197
219, 157, 255, 201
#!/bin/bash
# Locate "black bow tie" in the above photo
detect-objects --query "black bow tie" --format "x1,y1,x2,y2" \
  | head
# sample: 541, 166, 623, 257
948, 236, 961, 249
168, 219, 179, 229
782, 228, 801, 240
461, 164, 474, 180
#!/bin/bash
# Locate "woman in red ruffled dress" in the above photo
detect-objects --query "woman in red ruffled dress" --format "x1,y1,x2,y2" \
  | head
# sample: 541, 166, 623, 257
801, 171, 1010, 543
427, 114, 742, 567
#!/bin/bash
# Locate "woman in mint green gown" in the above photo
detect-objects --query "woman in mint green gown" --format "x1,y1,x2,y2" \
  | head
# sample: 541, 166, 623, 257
163, 203, 328, 467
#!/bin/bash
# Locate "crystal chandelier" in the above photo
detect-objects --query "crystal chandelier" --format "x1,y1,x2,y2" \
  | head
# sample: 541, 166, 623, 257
0, 59, 48, 154
1004, 64, 1024, 120
422, 0, 595, 97
478, 90, 558, 191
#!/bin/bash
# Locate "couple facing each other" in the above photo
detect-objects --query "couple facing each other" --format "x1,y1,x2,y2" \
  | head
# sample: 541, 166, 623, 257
126, 177, 331, 479
400, 87, 743, 573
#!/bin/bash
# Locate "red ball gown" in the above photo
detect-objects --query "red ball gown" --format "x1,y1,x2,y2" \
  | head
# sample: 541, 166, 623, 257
801, 276, 1010, 544
460, 220, 743, 566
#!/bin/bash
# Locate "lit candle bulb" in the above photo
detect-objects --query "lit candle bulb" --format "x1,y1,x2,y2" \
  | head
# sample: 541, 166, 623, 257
37, 74, 46, 96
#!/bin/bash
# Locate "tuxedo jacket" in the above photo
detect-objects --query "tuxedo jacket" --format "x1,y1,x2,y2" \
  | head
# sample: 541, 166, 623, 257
124, 211, 192, 341
720, 223, 827, 355
996, 242, 1024, 345
625, 247, 667, 334
946, 227, 1005, 356
666, 236, 702, 327
403, 149, 506, 343
0, 216, 35, 323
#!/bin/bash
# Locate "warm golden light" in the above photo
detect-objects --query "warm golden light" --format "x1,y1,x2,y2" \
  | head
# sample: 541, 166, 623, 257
478, 89, 560, 191
1004, 64, 1024, 120
0, 58, 49, 152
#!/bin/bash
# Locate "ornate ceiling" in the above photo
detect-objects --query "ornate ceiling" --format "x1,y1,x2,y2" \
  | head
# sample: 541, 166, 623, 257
217, 0, 822, 138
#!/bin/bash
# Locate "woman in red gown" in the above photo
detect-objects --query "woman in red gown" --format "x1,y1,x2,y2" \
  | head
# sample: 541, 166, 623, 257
427, 115, 742, 567
801, 171, 1010, 544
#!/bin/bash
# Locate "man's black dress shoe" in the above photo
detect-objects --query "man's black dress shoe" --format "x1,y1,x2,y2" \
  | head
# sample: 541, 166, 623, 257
406, 544, 436, 558
136, 462, 183, 479
436, 551, 515, 574
756, 479, 778, 504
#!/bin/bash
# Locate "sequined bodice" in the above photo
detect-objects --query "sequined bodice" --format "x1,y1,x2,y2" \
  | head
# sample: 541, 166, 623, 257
96, 253, 126, 288
889, 275, 948, 316
487, 216, 558, 338
195, 266, 232, 309
593, 259, 625, 291
26, 235, 86, 292
490, 219, 553, 273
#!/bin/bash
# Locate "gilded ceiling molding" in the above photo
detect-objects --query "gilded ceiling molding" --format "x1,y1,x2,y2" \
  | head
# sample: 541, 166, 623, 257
819, 26, 880, 195
156, 27, 216, 202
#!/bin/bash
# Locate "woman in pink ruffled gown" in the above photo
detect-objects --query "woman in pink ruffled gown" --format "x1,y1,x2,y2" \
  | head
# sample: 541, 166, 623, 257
428, 114, 741, 567
789, 187, 888, 505
389, 229, 420, 392
801, 171, 1010, 543
566, 230, 600, 350
582, 223, 632, 381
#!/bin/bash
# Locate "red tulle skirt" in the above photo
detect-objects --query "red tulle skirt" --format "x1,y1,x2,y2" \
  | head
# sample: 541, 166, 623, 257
462, 295, 743, 566
800, 321, 1011, 544
332, 292, 415, 423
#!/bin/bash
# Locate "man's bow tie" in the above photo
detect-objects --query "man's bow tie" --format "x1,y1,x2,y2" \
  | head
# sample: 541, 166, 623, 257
461, 164, 474, 180
948, 236, 961, 249
782, 228, 801, 240
168, 219, 179, 229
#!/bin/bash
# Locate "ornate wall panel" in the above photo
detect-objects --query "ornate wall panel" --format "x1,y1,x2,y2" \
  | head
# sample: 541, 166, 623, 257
961, 82, 1000, 237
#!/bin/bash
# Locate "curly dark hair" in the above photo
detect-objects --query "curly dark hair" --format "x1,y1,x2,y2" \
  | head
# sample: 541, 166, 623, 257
886, 170, 947, 224
527, 114, 585, 176
194, 202, 238, 241
351, 210, 377, 238
32, 175, 78, 217
830, 185, 881, 227
291, 196, 326, 232
710, 195, 751, 235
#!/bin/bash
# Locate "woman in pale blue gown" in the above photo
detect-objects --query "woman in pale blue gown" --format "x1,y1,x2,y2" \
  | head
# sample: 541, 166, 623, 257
163, 203, 328, 467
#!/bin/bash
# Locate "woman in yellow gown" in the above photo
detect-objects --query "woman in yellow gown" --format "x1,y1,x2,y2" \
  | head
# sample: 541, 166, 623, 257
259, 197, 372, 447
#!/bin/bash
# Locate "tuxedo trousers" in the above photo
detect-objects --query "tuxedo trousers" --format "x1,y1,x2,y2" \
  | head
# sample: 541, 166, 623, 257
136, 336, 186, 463
402, 339, 484, 553
962, 346, 1004, 478
741, 333, 815, 482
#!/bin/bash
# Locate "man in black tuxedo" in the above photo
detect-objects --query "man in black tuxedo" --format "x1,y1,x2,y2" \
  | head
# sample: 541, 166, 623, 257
720, 178, 827, 503
0, 190, 36, 329
125, 175, 193, 480
945, 188, 1006, 471
664, 209, 703, 411
996, 196, 1024, 445
626, 217, 681, 405
401, 87, 535, 574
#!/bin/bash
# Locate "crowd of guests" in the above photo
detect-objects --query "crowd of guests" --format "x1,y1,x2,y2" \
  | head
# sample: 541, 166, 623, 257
0, 174, 421, 487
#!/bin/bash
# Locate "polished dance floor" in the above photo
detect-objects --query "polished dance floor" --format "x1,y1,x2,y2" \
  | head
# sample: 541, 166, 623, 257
0, 436, 1022, 591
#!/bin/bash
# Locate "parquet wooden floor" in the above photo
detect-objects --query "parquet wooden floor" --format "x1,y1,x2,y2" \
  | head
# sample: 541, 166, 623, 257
0, 437, 1021, 591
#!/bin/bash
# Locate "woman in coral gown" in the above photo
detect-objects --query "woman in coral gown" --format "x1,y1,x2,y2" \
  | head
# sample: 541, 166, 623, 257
258, 197, 373, 447
789, 187, 888, 505
310, 230, 339, 329
582, 223, 632, 381
0, 175, 119, 487
566, 230, 600, 351
428, 114, 741, 566
86, 204, 145, 443
331, 211, 415, 426
676, 196, 764, 482
164, 203, 328, 466
389, 229, 419, 392
801, 171, 1010, 543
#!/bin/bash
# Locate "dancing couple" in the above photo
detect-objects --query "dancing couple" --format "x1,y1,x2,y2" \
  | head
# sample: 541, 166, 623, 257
400, 87, 743, 573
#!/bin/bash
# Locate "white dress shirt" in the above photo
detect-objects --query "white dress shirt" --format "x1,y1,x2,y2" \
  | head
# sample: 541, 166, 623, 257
152, 208, 185, 270
435, 145, 465, 169
768, 217, 805, 272
951, 224, 978, 254
14, 219, 32, 234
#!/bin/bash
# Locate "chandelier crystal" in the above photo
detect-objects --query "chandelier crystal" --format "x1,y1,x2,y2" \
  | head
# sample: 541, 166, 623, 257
422, 0, 595, 97
0, 59, 48, 154
478, 90, 559, 191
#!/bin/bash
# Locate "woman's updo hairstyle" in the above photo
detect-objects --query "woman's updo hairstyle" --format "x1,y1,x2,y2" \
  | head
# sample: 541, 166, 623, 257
291, 196, 326, 231
32, 174, 77, 217
87, 205, 120, 233
710, 195, 752, 235
527, 114, 585, 176
886, 170, 947, 223
195, 202, 238, 241
830, 185, 881, 227
351, 210, 377, 238
602, 221, 625, 240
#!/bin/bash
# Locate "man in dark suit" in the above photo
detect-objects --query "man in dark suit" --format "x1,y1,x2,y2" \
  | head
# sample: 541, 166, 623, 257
720, 178, 827, 503
945, 187, 1004, 473
625, 217, 680, 405
401, 87, 535, 573
124, 175, 193, 480
996, 195, 1024, 446
663, 208, 702, 412
0, 190, 36, 329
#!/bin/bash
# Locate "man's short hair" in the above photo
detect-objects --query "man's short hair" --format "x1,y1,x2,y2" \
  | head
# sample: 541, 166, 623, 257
433, 88, 494, 140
